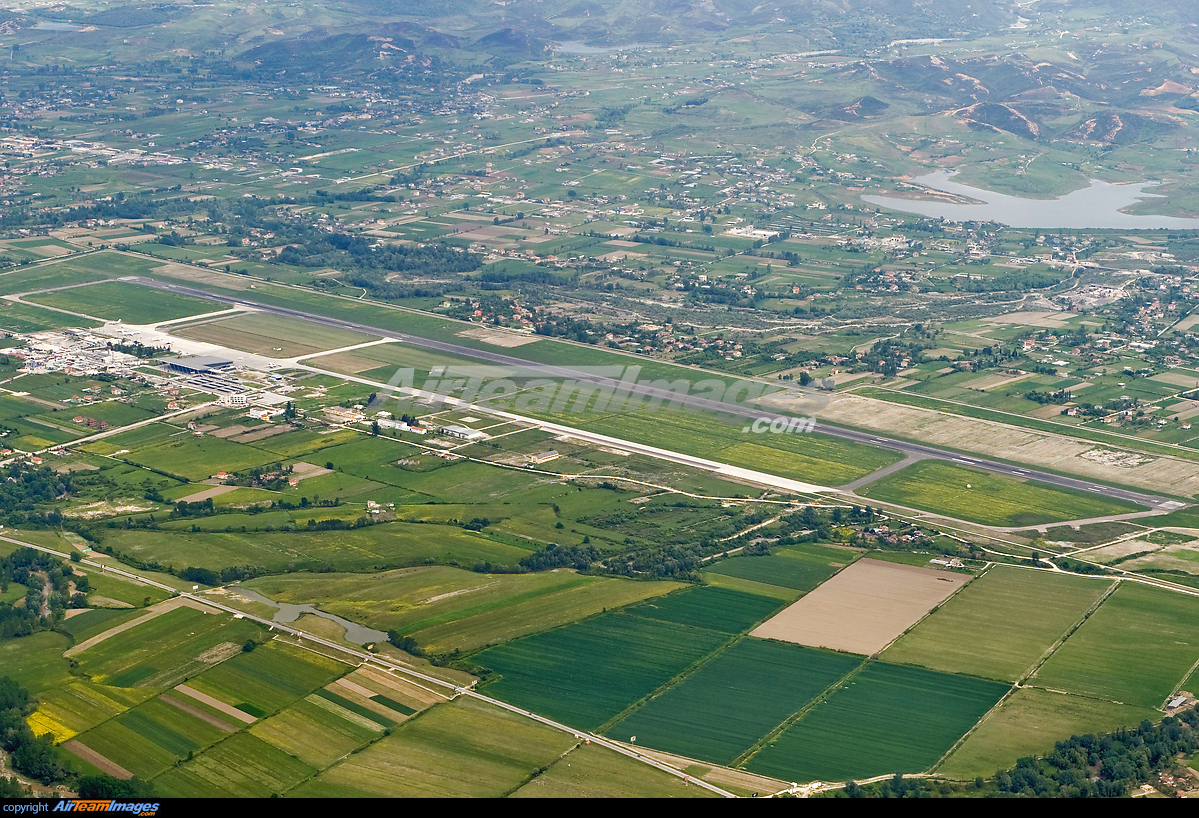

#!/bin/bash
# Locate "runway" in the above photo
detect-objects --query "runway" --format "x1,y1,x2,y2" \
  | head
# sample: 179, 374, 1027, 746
130, 277, 1179, 512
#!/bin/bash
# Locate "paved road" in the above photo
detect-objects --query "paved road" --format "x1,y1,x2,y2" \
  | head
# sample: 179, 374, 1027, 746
130, 277, 1177, 512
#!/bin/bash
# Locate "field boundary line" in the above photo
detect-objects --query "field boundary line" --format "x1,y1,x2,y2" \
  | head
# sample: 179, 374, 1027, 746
1169, 654, 1199, 703
929, 681, 1020, 778
593, 631, 747, 736
1015, 576, 1120, 689
499, 739, 585, 798
729, 660, 868, 770
875, 564, 981, 656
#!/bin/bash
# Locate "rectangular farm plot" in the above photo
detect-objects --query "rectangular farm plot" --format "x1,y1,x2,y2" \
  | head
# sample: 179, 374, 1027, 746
857, 461, 1144, 527
68, 697, 224, 780
73, 605, 265, 690
152, 733, 317, 798
510, 741, 717, 799
250, 697, 384, 769
882, 566, 1114, 682
624, 586, 784, 634
292, 697, 577, 798
751, 559, 969, 656
606, 639, 862, 765
476, 613, 729, 731
28, 682, 152, 742
745, 662, 1009, 784
702, 544, 850, 593
1031, 581, 1199, 708
184, 640, 350, 718
938, 688, 1161, 779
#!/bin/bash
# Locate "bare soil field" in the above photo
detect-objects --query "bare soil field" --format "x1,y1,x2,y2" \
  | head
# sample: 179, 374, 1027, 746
64, 739, 132, 779
1085, 539, 1163, 562
456, 326, 539, 347
1150, 372, 1199, 388
985, 311, 1071, 327
177, 485, 240, 504
818, 393, 1199, 496
750, 558, 968, 655
174, 684, 257, 724
291, 461, 333, 481
151, 262, 254, 291
158, 692, 237, 733
302, 351, 381, 374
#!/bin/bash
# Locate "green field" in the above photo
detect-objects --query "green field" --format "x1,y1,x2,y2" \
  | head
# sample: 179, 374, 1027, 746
115, 434, 282, 481
291, 697, 577, 797
153, 732, 317, 797
702, 543, 852, 592
172, 311, 376, 357
1031, 581, 1199, 708
244, 566, 684, 653
184, 640, 349, 718
0, 298, 100, 332
745, 662, 1009, 783
938, 688, 1161, 779
102, 522, 531, 575
250, 696, 384, 768
607, 639, 861, 765
70, 694, 234, 778
74, 606, 267, 689
882, 567, 1114, 682
27, 681, 151, 741
553, 406, 902, 487
0, 631, 74, 693
623, 586, 783, 634
476, 613, 730, 731
27, 280, 221, 323
510, 741, 716, 798
857, 460, 1145, 526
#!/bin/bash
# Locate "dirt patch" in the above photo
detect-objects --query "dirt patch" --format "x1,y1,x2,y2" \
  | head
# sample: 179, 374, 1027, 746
456, 326, 539, 347
751, 558, 968, 655
86, 596, 135, 609
177, 485, 240, 504
211, 424, 254, 439
1085, 539, 1162, 562
66, 501, 155, 520
54, 463, 99, 474
63, 740, 132, 779
151, 262, 253, 291
1079, 448, 1154, 469
158, 692, 237, 733
302, 351, 381, 374
175, 683, 257, 724
237, 425, 290, 443
291, 461, 333, 480
194, 641, 244, 664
